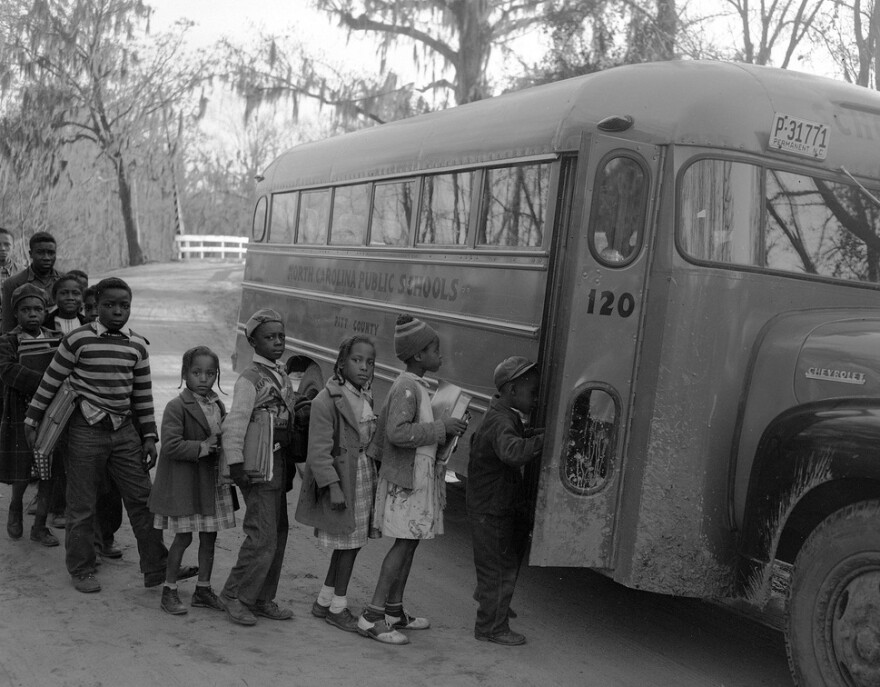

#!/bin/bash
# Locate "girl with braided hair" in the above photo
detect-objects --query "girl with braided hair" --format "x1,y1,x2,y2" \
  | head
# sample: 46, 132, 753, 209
295, 334, 379, 633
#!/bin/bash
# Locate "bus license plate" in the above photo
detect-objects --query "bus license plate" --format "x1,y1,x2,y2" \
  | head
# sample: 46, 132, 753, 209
769, 113, 829, 160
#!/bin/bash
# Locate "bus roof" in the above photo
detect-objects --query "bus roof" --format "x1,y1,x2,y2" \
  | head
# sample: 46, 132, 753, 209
260, 60, 880, 191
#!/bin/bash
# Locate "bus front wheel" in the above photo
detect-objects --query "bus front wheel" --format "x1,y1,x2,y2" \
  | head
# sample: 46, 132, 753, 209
298, 362, 324, 398
786, 499, 880, 687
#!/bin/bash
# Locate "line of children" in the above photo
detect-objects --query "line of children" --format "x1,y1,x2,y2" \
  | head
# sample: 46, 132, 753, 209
10, 293, 546, 648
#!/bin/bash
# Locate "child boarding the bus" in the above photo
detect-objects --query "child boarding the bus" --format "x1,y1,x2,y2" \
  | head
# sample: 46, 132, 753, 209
357, 314, 467, 645
467, 356, 544, 646
219, 308, 297, 626
294, 334, 378, 633
148, 345, 236, 616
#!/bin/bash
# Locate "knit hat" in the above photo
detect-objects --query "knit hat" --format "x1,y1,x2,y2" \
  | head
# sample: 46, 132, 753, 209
245, 308, 283, 338
394, 314, 438, 362
11, 283, 47, 311
493, 356, 537, 391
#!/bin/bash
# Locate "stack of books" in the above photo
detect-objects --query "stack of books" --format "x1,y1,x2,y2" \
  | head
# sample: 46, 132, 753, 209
243, 408, 275, 482
431, 381, 472, 466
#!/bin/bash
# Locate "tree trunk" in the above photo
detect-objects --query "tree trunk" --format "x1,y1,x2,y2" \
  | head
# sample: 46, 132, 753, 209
115, 158, 145, 266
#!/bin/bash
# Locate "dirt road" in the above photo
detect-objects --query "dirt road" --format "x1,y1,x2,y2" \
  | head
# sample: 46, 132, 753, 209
0, 262, 792, 687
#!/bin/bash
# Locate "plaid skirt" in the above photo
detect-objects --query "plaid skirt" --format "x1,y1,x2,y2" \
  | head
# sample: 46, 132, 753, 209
317, 450, 376, 550
154, 483, 236, 534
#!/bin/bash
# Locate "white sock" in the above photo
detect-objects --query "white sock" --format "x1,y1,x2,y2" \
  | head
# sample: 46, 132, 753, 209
329, 594, 347, 614
163, 582, 177, 590
317, 585, 334, 606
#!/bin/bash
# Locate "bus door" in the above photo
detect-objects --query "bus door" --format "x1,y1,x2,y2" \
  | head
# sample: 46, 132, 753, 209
530, 133, 662, 568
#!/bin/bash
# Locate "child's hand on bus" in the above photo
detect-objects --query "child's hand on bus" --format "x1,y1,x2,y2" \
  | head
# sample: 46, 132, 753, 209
443, 416, 468, 438
329, 482, 346, 511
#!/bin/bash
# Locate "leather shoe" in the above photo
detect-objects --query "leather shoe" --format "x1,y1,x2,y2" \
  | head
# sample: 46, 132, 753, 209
48, 513, 66, 529
475, 629, 526, 646
326, 607, 359, 632
97, 542, 122, 559
30, 527, 60, 547
311, 600, 330, 618
250, 600, 293, 620
6, 509, 22, 539
161, 587, 188, 615
73, 574, 101, 593
221, 594, 257, 626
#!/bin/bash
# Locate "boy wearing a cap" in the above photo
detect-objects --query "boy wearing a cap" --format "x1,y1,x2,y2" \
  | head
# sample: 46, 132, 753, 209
467, 356, 544, 646
219, 308, 298, 626
0, 284, 59, 545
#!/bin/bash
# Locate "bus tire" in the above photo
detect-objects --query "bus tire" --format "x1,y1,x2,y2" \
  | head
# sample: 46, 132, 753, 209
298, 362, 323, 398
785, 499, 880, 687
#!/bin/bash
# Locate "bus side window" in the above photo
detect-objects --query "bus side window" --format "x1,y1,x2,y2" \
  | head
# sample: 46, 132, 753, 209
253, 196, 268, 242
679, 159, 761, 264
478, 163, 550, 248
371, 180, 415, 246
562, 387, 618, 494
590, 155, 648, 265
298, 190, 330, 245
765, 170, 880, 283
418, 171, 474, 246
269, 192, 297, 244
330, 184, 369, 245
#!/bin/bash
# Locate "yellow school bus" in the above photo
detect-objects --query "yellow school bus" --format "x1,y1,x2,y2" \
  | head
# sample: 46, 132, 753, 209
236, 60, 880, 686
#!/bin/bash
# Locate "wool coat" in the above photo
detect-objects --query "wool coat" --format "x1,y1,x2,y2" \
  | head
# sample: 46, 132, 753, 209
294, 378, 368, 535
148, 389, 228, 517
368, 372, 446, 490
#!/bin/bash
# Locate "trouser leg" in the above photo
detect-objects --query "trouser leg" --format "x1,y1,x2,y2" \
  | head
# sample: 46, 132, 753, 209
65, 415, 105, 577
470, 511, 520, 637
105, 421, 167, 576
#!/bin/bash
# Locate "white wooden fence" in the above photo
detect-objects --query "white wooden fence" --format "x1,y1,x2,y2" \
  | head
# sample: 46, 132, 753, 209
174, 234, 248, 261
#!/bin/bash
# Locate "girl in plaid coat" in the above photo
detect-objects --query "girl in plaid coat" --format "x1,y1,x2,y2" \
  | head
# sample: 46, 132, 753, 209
148, 346, 236, 616
295, 335, 378, 633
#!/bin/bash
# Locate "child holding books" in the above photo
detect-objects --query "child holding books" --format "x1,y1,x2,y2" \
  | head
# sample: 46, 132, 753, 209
219, 308, 297, 625
23, 277, 184, 593
357, 314, 467, 645
149, 346, 235, 615
467, 356, 544, 646
0, 284, 60, 545
295, 335, 378, 633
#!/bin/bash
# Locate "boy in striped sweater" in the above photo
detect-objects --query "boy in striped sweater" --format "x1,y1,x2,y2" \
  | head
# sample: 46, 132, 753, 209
24, 278, 193, 593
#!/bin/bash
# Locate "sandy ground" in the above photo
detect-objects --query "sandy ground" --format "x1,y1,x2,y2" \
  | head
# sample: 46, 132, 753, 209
0, 262, 793, 687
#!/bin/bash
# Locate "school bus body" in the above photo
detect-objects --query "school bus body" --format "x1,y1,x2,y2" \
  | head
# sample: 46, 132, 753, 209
238, 61, 880, 686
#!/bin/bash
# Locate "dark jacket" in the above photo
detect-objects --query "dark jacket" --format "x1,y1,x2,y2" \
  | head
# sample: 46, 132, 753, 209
295, 378, 369, 535
369, 372, 445, 490
148, 389, 227, 517
466, 396, 543, 516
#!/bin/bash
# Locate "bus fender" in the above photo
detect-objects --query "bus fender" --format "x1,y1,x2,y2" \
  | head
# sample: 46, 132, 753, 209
735, 399, 880, 604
